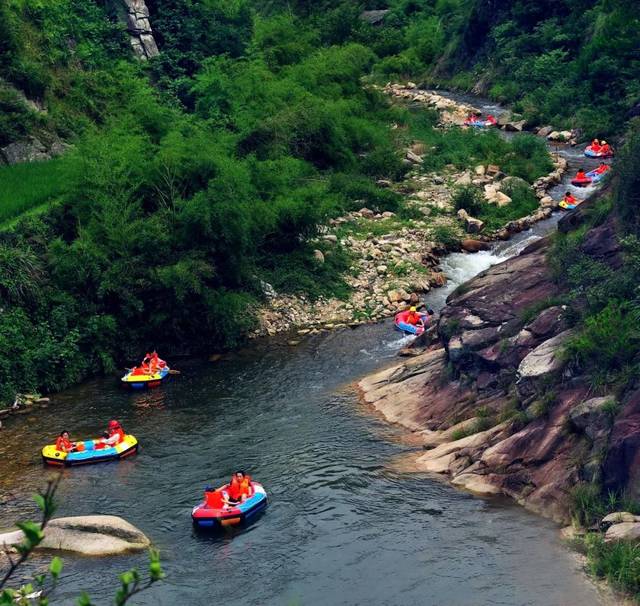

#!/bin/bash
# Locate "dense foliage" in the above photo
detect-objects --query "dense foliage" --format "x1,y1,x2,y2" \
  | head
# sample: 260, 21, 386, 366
362, 0, 640, 137
0, 0, 637, 402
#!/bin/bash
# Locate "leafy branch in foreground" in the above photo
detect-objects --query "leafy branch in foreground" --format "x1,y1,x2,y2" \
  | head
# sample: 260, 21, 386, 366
0, 479, 164, 605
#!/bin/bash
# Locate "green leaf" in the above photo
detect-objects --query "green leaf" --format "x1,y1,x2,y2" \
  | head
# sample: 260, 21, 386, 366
16, 521, 44, 546
49, 556, 63, 579
119, 571, 134, 586
33, 494, 46, 512
76, 592, 94, 606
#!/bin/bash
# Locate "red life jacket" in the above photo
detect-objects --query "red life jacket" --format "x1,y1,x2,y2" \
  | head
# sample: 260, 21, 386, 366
205, 490, 225, 509
110, 428, 125, 444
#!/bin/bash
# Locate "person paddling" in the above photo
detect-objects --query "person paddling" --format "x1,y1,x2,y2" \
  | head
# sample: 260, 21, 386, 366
227, 471, 253, 504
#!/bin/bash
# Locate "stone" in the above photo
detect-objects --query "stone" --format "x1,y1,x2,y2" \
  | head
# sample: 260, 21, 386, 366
455, 172, 472, 186
387, 289, 409, 303
323, 234, 338, 243
1, 137, 49, 164
313, 249, 325, 264
457, 209, 484, 234
605, 522, 640, 543
406, 150, 423, 164
497, 111, 513, 127
504, 120, 526, 132
0, 516, 150, 556
411, 142, 426, 155
517, 330, 573, 383
358, 207, 375, 218
537, 126, 554, 138
569, 396, 616, 441
526, 306, 566, 338
376, 265, 387, 274
474, 165, 486, 176
602, 512, 640, 525
260, 280, 277, 298
486, 164, 500, 176
461, 239, 490, 253
484, 183, 499, 202
495, 191, 512, 207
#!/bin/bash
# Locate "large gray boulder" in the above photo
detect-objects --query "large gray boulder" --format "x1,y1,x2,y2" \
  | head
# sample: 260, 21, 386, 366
0, 515, 150, 556
517, 329, 572, 380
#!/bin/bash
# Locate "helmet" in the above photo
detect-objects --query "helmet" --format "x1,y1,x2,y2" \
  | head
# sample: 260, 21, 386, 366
108, 420, 120, 429
410, 306, 417, 312
601, 140, 607, 145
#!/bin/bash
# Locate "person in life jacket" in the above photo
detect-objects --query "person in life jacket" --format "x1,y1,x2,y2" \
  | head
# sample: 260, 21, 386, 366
595, 162, 609, 175
600, 141, 612, 156
405, 307, 424, 327
226, 471, 253, 504
563, 192, 578, 207
574, 169, 589, 181
590, 139, 601, 152
101, 420, 125, 446
486, 114, 497, 125
149, 351, 166, 373
204, 485, 227, 509
55, 430, 76, 453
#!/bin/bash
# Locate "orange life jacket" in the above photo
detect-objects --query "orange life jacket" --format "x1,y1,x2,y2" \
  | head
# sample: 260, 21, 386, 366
228, 476, 252, 500
56, 436, 72, 452
576, 171, 586, 180
564, 194, 577, 205
406, 312, 420, 326
600, 144, 611, 155
590, 140, 601, 151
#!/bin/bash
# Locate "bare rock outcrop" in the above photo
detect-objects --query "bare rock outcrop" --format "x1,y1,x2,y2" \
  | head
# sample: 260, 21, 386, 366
360, 215, 631, 523
123, 0, 159, 60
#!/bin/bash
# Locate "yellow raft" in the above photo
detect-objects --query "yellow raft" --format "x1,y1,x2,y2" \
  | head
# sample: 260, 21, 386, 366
42, 435, 138, 466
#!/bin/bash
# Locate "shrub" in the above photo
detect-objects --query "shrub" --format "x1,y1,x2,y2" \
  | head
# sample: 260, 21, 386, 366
453, 185, 484, 216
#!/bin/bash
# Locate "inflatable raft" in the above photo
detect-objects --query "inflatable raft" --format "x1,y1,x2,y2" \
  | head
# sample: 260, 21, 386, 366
584, 146, 613, 159
559, 200, 577, 210
192, 482, 268, 529
394, 310, 427, 335
121, 366, 170, 389
42, 435, 138, 467
571, 175, 592, 187
466, 118, 496, 128
586, 166, 610, 183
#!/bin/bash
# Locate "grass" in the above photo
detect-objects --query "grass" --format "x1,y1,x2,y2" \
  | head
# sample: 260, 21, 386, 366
584, 535, 640, 599
0, 157, 69, 225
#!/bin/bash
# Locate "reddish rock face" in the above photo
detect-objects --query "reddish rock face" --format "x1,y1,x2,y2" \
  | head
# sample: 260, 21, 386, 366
603, 390, 640, 499
360, 214, 630, 523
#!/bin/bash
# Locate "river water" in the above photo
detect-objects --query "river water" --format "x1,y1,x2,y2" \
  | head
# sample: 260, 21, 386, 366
0, 98, 606, 605
0, 218, 603, 605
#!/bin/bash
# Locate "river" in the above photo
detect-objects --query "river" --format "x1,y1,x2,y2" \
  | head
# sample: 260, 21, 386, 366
0, 220, 604, 606
0, 99, 607, 605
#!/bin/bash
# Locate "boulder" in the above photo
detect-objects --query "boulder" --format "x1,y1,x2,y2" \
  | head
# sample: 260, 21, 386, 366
461, 239, 490, 253
313, 249, 325, 264
497, 111, 513, 127
486, 164, 500, 176
323, 234, 338, 243
537, 126, 554, 138
605, 522, 640, 543
517, 330, 573, 394
602, 512, 640, 525
525, 306, 567, 338
457, 209, 484, 234
0, 516, 150, 556
474, 165, 486, 176
358, 207, 375, 219
1, 137, 49, 164
387, 289, 409, 303
504, 120, 527, 132
569, 396, 615, 442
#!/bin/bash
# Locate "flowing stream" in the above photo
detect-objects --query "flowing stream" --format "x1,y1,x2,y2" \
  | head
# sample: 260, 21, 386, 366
0, 97, 606, 606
